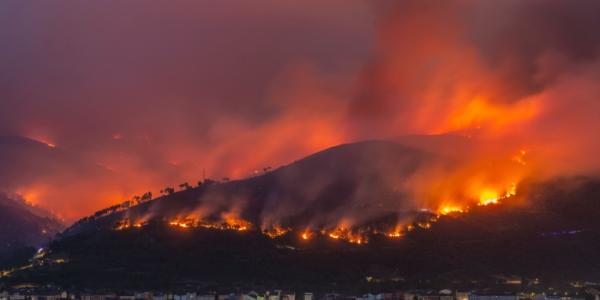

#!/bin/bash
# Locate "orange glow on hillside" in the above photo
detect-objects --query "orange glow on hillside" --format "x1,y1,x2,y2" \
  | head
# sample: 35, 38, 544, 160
479, 189, 500, 206
263, 225, 291, 238
438, 205, 464, 215
477, 183, 517, 206
386, 226, 404, 238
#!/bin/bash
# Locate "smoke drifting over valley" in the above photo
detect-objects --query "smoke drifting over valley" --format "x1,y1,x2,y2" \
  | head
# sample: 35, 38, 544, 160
1, 0, 600, 223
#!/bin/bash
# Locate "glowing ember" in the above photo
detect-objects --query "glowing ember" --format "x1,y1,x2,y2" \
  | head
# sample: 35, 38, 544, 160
387, 230, 404, 238
169, 220, 190, 228
417, 222, 431, 229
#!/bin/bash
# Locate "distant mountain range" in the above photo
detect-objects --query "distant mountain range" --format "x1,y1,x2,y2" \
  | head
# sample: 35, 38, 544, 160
2, 138, 600, 292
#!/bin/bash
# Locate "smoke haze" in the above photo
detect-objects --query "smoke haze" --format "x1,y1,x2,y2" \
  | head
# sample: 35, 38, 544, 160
1, 0, 600, 221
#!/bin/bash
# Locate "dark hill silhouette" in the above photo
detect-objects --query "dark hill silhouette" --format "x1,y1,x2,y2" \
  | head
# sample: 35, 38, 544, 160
3, 139, 600, 291
64, 140, 440, 236
0, 193, 64, 257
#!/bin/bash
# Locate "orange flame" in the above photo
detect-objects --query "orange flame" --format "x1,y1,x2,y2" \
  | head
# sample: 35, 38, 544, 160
263, 225, 290, 238
438, 205, 464, 215
301, 229, 312, 240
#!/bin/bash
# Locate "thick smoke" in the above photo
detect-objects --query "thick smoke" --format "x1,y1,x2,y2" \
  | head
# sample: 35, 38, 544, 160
0, 0, 373, 220
1, 0, 600, 222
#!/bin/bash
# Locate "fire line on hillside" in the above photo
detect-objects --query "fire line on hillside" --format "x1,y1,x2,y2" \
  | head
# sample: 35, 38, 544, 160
112, 184, 518, 245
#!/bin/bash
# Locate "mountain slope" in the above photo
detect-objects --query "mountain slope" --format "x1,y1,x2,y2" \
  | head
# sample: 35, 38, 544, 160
5, 185, 600, 291
0, 194, 64, 256
65, 140, 438, 236
3, 139, 600, 291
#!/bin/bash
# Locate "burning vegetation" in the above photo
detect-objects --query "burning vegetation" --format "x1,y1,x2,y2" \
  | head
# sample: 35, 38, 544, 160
44, 135, 531, 255
83, 138, 531, 247
109, 180, 520, 245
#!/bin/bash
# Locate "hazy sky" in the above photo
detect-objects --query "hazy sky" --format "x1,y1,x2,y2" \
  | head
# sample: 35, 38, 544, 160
2, 0, 600, 221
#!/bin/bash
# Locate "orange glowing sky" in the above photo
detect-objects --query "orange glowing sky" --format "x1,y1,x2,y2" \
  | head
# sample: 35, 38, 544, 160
1, 0, 600, 222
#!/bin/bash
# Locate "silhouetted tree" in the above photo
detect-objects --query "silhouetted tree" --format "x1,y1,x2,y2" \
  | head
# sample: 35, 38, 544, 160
140, 192, 152, 202
179, 182, 191, 190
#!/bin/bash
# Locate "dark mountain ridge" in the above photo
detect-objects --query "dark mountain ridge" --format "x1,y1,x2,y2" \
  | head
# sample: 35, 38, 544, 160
64, 140, 439, 237
0, 193, 64, 257
2, 139, 600, 291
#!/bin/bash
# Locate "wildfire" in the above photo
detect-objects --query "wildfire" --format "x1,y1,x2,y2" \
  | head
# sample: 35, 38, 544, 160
169, 220, 191, 228
322, 227, 367, 244
221, 214, 251, 231
301, 229, 312, 240
438, 205, 464, 215
113, 180, 522, 245
263, 225, 291, 238
387, 228, 404, 238
477, 183, 517, 206
114, 219, 145, 230
479, 189, 500, 206
161, 214, 253, 232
